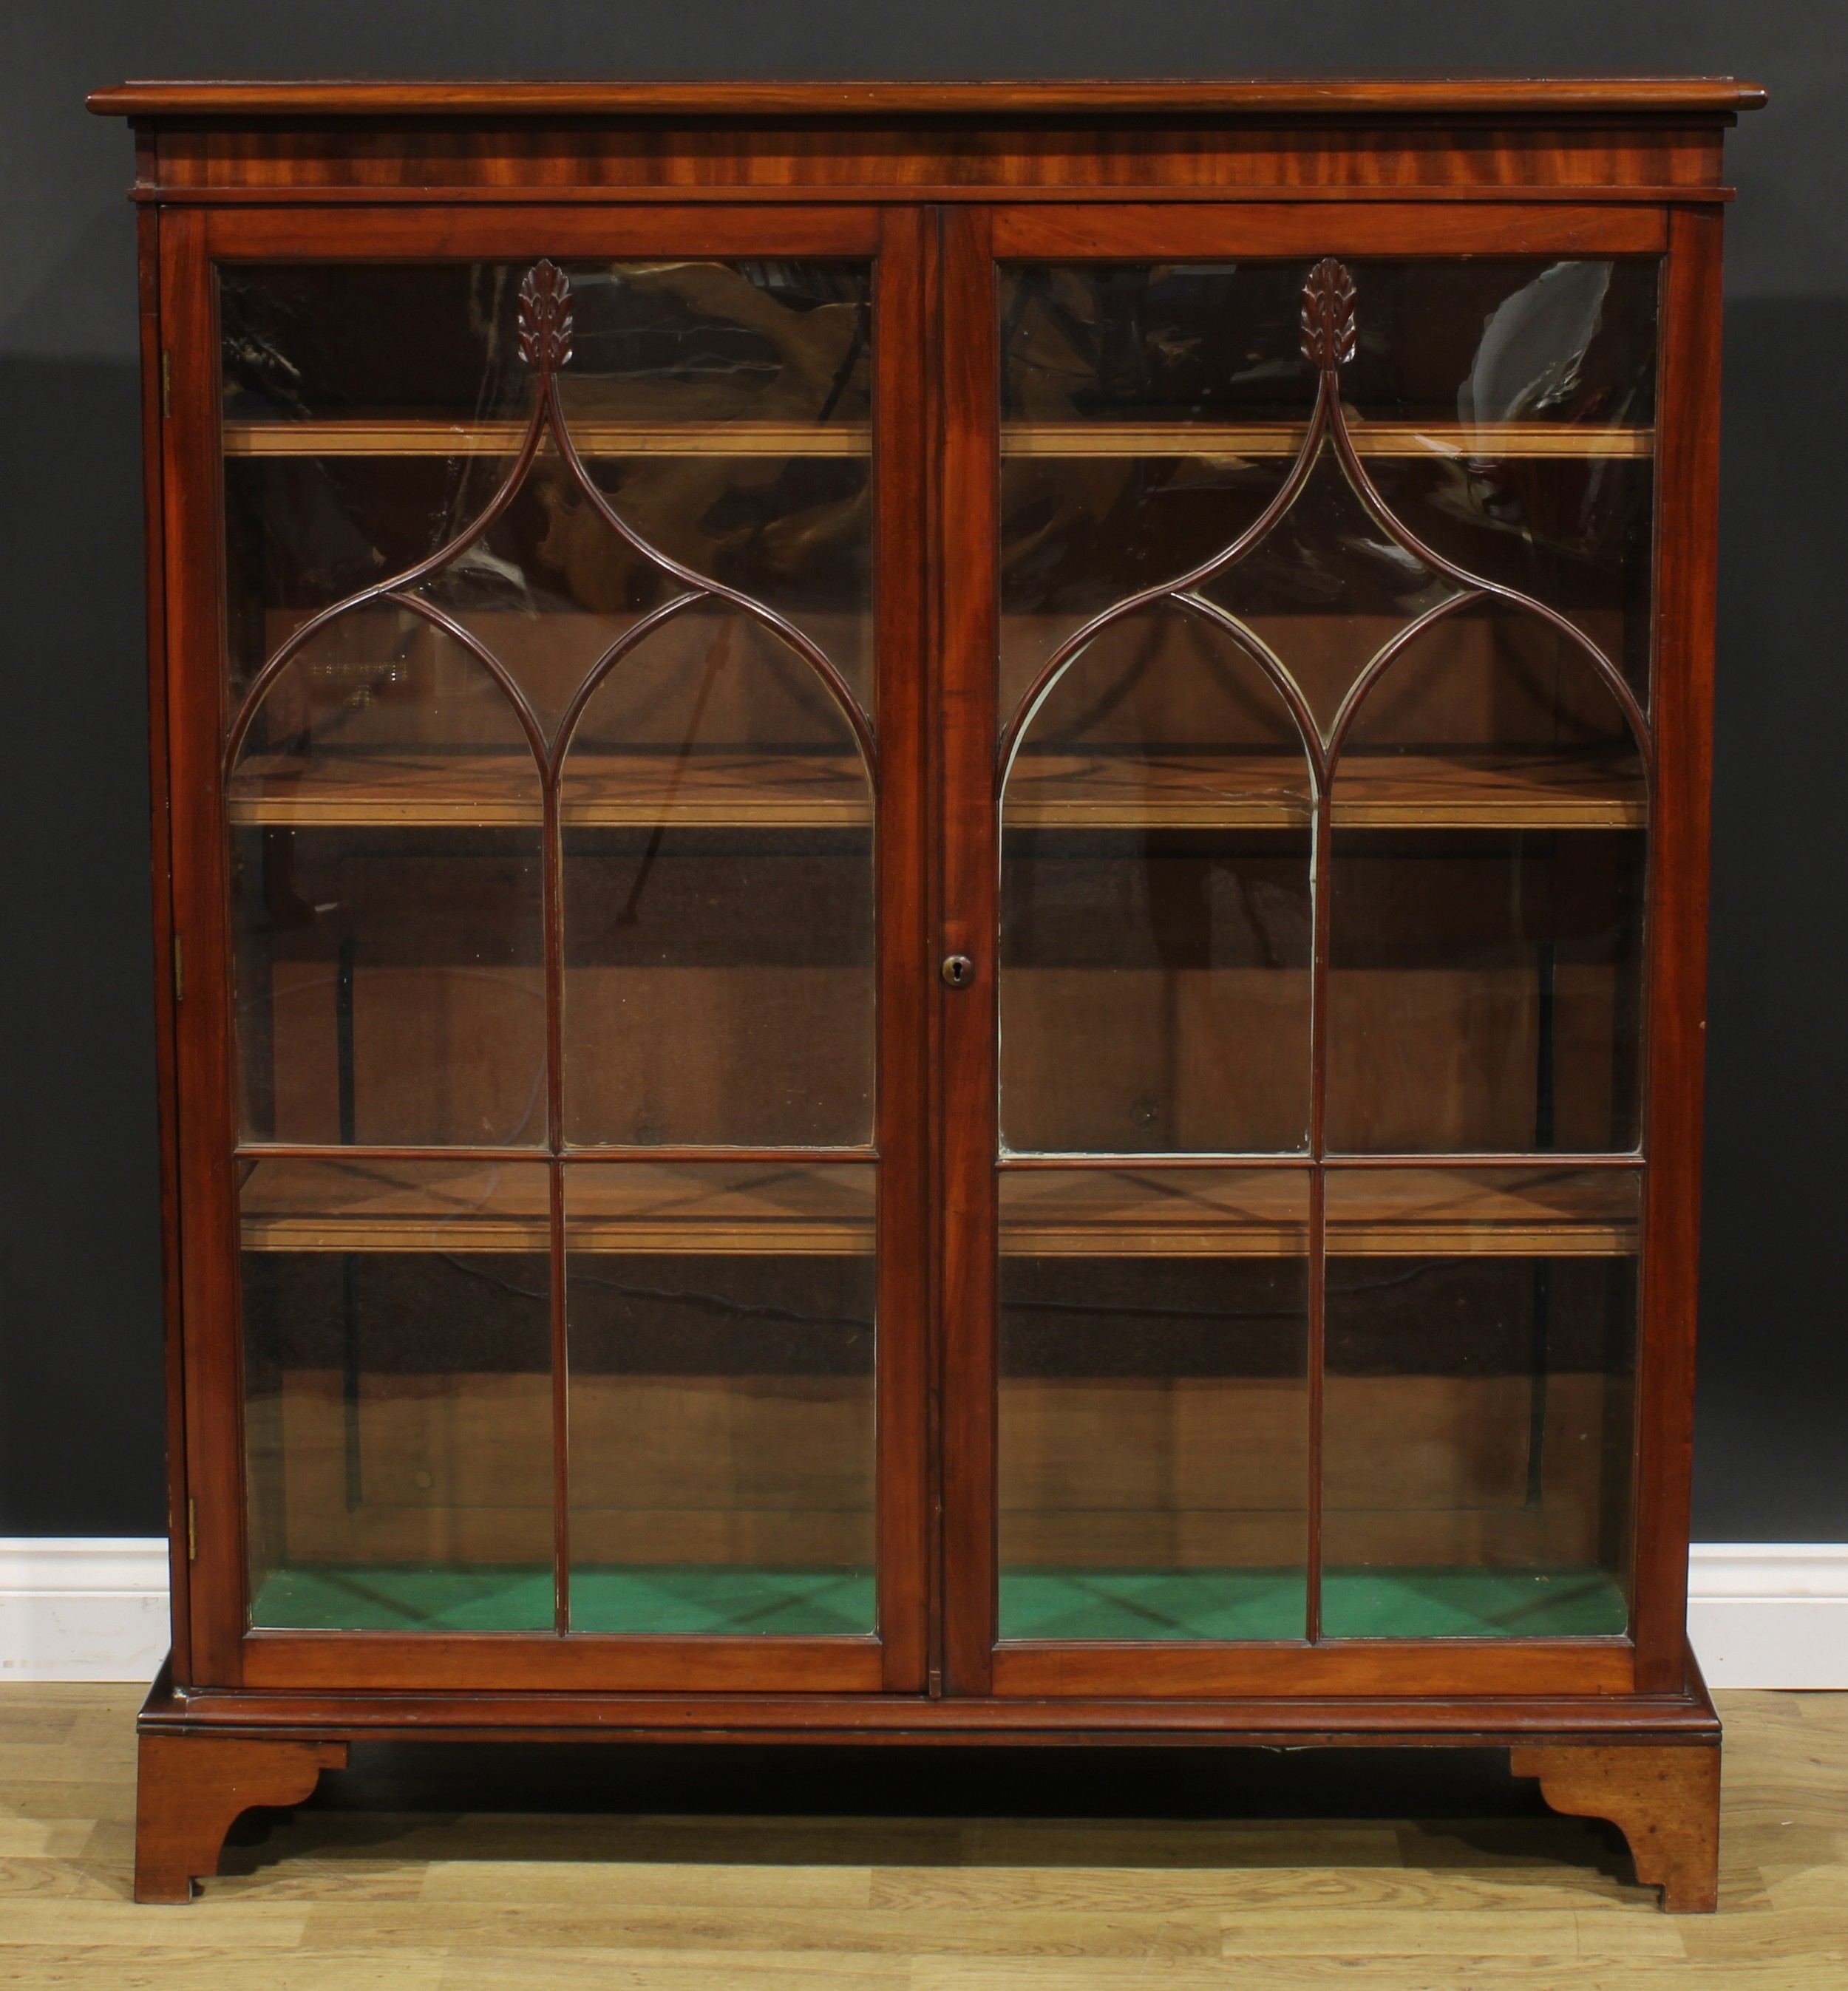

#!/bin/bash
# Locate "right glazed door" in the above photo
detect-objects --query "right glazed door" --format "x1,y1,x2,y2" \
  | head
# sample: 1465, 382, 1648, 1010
940, 205, 1664, 1697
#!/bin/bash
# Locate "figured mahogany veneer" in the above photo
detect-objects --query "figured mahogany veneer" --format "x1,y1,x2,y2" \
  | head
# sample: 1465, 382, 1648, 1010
96, 76, 1751, 1909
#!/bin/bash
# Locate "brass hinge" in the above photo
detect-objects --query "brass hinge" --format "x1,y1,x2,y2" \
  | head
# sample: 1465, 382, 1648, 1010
171, 934, 183, 1003
186, 1500, 197, 1562
160, 351, 171, 418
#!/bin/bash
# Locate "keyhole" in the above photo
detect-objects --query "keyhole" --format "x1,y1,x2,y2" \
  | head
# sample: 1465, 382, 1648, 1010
941, 954, 975, 989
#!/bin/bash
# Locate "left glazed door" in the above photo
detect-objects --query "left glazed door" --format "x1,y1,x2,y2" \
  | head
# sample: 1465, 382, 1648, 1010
161, 208, 930, 1692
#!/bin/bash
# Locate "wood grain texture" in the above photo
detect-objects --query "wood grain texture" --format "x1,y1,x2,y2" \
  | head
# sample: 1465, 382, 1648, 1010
86, 79, 1764, 203
135, 1731, 347, 1903
143, 130, 1735, 200
2, 1686, 1830, 1959
1511, 1742, 1720, 1912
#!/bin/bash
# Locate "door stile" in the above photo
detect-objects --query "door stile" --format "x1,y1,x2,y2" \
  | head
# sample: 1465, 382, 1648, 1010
921, 202, 948, 1699
937, 206, 1002, 1697
160, 205, 247, 1686
1631, 204, 1725, 1693
874, 204, 933, 1691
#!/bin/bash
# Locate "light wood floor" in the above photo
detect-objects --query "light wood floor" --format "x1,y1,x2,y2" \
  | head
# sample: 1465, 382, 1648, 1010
1, 1687, 1844, 1987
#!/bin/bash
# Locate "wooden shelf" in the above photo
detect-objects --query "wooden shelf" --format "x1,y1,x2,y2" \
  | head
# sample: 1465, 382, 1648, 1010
220, 418, 1651, 463
240, 1157, 1634, 1258
1002, 421, 1654, 460
228, 750, 872, 828
227, 748, 1639, 831
1006, 750, 1645, 831
223, 419, 869, 458
240, 1159, 877, 1256
1001, 1166, 1638, 1258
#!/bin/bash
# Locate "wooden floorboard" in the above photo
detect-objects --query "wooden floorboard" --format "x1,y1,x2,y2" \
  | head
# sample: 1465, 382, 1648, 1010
0, 1687, 1842, 1985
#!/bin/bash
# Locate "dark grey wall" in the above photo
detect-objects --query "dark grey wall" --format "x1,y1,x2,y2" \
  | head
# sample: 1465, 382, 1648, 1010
3, 2, 1843, 1539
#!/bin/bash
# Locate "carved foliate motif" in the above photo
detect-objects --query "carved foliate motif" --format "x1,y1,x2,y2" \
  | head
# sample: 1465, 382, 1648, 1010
517, 259, 574, 372
1300, 256, 1358, 371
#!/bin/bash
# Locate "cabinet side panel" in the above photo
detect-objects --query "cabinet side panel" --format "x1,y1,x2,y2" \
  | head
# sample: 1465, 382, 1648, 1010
160, 208, 245, 1685
1633, 205, 1725, 1692
140, 203, 187, 1682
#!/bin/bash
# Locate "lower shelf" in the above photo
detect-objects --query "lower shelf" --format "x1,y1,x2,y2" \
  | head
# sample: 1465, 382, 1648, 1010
252, 1563, 876, 1636
251, 1561, 1626, 1641
999, 1565, 1628, 1641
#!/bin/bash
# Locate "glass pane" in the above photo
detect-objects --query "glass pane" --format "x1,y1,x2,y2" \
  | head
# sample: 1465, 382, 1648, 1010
222, 260, 872, 706
999, 258, 1657, 704
242, 1157, 553, 1630
228, 632, 547, 1148
1320, 1167, 1637, 1638
1001, 610, 1313, 1155
562, 616, 874, 1148
566, 1163, 875, 1633
997, 1168, 1310, 1640
1327, 611, 1646, 1155
225, 254, 881, 1639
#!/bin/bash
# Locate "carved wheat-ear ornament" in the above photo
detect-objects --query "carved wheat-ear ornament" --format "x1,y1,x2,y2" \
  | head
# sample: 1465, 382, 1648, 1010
517, 258, 575, 374
1300, 255, 1358, 372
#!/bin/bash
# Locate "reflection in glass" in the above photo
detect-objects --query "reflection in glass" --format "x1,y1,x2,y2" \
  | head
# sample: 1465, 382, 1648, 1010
997, 1168, 1309, 1639
566, 1163, 876, 1634
996, 257, 1655, 1650
998, 258, 1658, 704
1001, 612, 1312, 1154
242, 1158, 554, 1630
222, 259, 872, 700
1320, 1167, 1638, 1638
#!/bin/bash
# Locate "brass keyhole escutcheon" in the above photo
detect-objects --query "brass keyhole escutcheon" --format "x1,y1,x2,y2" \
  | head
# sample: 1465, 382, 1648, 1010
941, 954, 975, 990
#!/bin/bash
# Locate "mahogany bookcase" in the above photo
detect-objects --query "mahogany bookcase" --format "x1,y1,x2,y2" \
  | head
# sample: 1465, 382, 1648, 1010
89, 76, 1762, 1907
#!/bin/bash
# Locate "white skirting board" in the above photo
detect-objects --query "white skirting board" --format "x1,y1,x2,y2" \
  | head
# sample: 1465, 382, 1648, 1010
2, 1539, 1846, 1687
0, 1541, 173, 1684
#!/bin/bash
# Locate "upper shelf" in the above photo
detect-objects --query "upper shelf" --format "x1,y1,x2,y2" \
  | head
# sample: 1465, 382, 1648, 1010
237, 1156, 1637, 1258
220, 418, 1654, 462
223, 421, 868, 459
1004, 422, 1654, 460
227, 746, 1644, 832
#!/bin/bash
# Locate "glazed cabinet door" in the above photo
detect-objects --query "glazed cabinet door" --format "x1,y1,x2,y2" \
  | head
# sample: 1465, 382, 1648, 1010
161, 208, 929, 1692
940, 203, 1691, 1698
